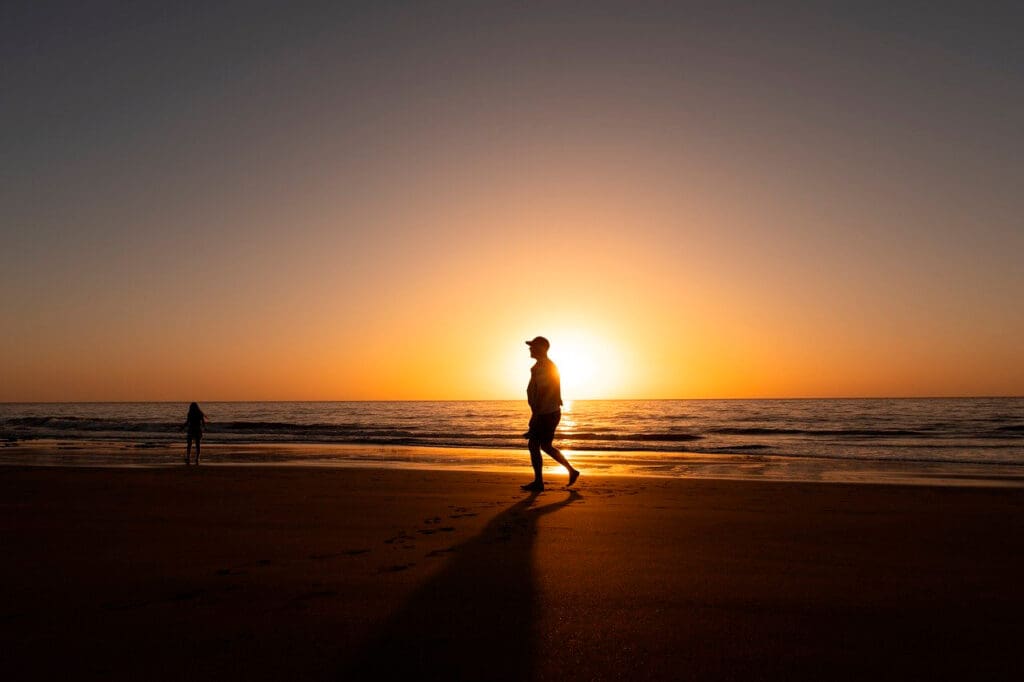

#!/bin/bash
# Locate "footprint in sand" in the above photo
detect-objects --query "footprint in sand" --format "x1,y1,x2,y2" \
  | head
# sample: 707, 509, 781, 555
216, 558, 273, 575
385, 531, 417, 550
309, 549, 371, 560
426, 547, 456, 558
417, 525, 456, 536
447, 504, 481, 519
377, 562, 415, 573
215, 568, 247, 576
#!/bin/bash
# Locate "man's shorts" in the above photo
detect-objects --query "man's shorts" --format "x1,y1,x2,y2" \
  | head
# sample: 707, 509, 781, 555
527, 411, 561, 445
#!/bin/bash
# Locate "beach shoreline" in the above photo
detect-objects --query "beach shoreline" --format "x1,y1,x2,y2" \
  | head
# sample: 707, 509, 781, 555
2, 439, 1024, 488
2, 465, 1022, 680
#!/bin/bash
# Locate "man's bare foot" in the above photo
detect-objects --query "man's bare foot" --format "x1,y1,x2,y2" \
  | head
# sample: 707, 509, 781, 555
521, 481, 544, 492
567, 468, 580, 487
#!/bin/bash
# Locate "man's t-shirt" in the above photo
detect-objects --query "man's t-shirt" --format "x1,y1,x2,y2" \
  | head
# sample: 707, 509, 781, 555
527, 358, 563, 415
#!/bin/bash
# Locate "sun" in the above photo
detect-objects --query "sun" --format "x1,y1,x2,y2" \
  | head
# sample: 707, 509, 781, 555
544, 331, 623, 400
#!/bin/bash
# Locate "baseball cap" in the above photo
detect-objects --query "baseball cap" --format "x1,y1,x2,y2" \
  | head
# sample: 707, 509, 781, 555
525, 336, 550, 350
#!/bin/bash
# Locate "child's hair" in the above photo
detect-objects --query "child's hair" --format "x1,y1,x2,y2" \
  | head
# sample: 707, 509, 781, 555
187, 402, 205, 420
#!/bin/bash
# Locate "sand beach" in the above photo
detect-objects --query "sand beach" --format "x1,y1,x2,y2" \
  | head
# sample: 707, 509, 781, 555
6, 3, 1023, 680
2, 463, 1022, 680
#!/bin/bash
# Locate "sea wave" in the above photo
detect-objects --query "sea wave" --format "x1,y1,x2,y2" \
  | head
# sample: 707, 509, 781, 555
2, 398, 1022, 467
709, 427, 931, 437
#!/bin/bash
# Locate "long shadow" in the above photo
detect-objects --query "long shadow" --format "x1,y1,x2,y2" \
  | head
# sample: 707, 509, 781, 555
346, 490, 581, 680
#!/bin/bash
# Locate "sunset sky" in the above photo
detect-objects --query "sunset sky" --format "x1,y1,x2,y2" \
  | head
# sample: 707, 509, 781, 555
3, 2, 1022, 401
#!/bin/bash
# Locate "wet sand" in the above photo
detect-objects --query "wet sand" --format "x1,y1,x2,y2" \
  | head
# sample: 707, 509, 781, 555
2, 466, 1022, 680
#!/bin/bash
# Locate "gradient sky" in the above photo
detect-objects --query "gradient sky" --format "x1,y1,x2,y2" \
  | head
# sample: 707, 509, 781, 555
3, 2, 1022, 401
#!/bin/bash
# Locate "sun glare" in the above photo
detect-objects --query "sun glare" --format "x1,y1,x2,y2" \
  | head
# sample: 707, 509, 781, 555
545, 331, 622, 400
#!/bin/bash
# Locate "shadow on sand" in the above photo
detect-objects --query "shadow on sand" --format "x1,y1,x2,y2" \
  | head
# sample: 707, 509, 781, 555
347, 490, 581, 680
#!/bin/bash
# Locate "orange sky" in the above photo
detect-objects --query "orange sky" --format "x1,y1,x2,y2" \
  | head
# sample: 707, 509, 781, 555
2, 4, 1022, 401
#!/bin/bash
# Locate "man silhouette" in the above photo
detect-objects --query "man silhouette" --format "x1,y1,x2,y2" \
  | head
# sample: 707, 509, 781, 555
522, 336, 580, 491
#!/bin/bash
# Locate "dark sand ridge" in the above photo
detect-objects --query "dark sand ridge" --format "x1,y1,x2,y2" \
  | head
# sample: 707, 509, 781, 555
1, 466, 1022, 680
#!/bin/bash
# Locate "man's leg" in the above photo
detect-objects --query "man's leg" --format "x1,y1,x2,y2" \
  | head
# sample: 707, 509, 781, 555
541, 442, 580, 486
522, 439, 544, 490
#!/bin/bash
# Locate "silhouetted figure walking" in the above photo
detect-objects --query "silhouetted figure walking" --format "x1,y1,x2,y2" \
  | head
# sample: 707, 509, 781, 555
522, 336, 579, 491
184, 402, 206, 465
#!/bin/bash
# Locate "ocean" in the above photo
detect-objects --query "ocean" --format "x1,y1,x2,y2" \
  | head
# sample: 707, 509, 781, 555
2, 398, 1022, 483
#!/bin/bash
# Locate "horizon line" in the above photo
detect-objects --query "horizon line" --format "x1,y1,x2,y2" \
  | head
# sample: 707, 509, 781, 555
2, 395, 1021, 405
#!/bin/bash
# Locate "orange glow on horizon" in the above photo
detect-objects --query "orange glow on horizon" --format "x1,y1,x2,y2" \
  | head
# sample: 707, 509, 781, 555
2, 98, 1022, 402
3, 5, 1024, 403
